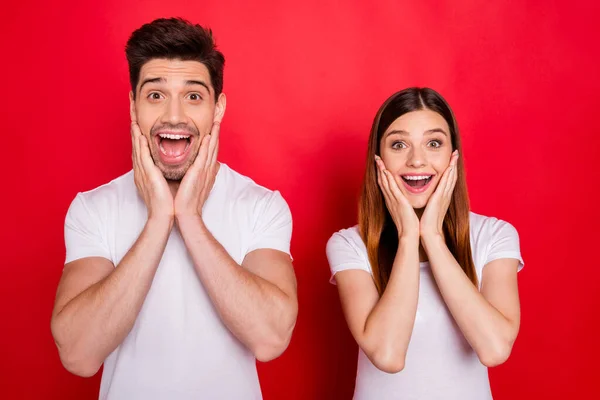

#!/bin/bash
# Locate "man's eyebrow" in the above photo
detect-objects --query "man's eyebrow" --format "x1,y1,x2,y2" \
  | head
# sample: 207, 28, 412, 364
185, 80, 211, 93
139, 77, 164, 92
138, 78, 212, 95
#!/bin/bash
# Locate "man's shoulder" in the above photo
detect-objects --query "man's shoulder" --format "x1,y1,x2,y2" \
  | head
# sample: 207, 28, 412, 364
218, 164, 281, 202
75, 170, 135, 209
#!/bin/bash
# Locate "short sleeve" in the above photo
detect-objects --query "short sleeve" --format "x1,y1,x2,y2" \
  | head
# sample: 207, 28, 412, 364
484, 219, 524, 272
326, 230, 371, 285
64, 194, 112, 264
245, 191, 293, 257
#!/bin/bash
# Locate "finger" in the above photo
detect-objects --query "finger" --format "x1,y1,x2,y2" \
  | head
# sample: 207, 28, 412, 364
445, 160, 459, 199
131, 121, 142, 148
188, 134, 211, 176
198, 134, 211, 167
375, 155, 391, 195
391, 174, 412, 206
377, 159, 400, 206
376, 168, 393, 208
131, 119, 142, 139
376, 164, 385, 193
130, 100, 138, 124
384, 169, 403, 203
374, 156, 404, 204
132, 137, 147, 194
376, 166, 383, 190
211, 139, 219, 167
132, 129, 143, 174
206, 122, 220, 168
440, 151, 458, 190
376, 162, 392, 197
443, 152, 459, 197
139, 135, 156, 175
430, 169, 451, 205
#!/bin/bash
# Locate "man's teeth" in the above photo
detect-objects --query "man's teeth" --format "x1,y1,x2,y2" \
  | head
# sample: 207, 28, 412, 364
158, 133, 190, 140
403, 175, 432, 181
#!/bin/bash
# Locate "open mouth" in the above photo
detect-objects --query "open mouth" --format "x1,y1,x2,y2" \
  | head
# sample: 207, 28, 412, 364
400, 174, 434, 193
155, 132, 193, 164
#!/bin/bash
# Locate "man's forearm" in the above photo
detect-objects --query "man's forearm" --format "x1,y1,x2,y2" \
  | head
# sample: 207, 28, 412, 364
52, 217, 172, 375
177, 214, 296, 361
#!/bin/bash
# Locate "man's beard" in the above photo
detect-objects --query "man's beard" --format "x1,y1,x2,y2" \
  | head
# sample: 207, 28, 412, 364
148, 122, 200, 181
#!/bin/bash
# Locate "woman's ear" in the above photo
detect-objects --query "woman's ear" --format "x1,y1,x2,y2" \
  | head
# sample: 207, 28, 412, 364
214, 93, 227, 123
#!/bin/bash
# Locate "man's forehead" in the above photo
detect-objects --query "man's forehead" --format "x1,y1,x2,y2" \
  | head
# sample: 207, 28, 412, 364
139, 59, 211, 84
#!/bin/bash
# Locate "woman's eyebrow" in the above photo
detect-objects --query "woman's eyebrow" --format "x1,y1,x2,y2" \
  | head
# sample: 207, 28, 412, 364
425, 128, 448, 137
384, 129, 409, 138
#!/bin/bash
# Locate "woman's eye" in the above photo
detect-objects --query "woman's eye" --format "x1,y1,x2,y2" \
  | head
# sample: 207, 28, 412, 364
428, 140, 442, 148
391, 141, 406, 150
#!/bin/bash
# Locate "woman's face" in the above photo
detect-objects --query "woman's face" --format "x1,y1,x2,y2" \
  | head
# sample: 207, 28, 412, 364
379, 109, 454, 209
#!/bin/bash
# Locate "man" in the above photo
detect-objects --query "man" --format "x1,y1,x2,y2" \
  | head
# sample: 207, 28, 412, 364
51, 18, 298, 399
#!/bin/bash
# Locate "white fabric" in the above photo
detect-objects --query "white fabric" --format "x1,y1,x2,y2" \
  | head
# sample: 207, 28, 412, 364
326, 212, 523, 400
64, 163, 292, 400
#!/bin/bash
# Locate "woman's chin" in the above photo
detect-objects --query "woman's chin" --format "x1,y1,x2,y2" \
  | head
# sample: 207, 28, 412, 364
407, 195, 430, 210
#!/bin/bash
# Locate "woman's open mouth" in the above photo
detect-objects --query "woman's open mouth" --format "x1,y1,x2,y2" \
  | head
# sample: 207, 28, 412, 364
400, 174, 434, 194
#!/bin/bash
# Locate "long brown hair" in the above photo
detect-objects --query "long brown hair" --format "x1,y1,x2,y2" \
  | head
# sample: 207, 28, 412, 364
358, 87, 477, 295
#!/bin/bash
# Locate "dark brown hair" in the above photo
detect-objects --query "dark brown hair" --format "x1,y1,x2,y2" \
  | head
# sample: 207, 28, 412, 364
125, 17, 225, 100
358, 87, 477, 294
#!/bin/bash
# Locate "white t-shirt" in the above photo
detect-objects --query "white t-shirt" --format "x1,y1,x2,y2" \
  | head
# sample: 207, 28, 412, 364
64, 163, 292, 400
326, 212, 523, 400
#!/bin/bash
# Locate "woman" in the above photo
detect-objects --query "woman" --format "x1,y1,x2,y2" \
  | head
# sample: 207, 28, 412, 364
326, 87, 523, 399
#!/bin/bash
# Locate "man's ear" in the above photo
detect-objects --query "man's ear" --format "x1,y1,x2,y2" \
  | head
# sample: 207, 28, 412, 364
129, 91, 136, 122
214, 93, 227, 123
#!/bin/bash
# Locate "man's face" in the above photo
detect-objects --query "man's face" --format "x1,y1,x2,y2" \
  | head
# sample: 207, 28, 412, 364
131, 58, 226, 180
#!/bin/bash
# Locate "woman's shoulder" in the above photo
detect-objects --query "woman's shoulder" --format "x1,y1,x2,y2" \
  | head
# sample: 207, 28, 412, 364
327, 225, 368, 257
328, 225, 363, 246
468, 211, 523, 271
326, 225, 371, 283
469, 211, 519, 238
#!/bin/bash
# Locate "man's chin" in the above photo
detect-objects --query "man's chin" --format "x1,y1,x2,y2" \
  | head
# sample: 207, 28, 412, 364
159, 164, 190, 181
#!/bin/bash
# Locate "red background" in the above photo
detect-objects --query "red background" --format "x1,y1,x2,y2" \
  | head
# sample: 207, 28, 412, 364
2, 1, 599, 399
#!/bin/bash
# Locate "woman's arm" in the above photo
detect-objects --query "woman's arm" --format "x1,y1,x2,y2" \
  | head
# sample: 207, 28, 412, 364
422, 234, 520, 367
332, 156, 421, 373
335, 235, 420, 373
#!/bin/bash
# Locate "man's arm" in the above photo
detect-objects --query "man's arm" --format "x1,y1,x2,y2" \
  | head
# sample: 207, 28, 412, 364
178, 215, 298, 362
51, 217, 172, 377
51, 112, 175, 377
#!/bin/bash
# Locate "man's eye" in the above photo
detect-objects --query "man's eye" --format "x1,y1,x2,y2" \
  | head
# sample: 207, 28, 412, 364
148, 92, 162, 100
188, 93, 201, 101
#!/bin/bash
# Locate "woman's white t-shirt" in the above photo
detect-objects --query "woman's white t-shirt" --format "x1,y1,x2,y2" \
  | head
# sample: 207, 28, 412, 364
326, 212, 523, 400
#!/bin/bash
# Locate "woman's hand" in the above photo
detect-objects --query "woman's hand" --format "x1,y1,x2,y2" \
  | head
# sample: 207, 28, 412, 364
420, 150, 459, 239
375, 155, 419, 240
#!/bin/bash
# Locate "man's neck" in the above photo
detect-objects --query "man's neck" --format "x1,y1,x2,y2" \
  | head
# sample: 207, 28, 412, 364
166, 162, 221, 199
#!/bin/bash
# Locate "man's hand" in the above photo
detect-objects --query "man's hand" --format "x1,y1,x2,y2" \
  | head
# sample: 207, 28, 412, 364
174, 121, 220, 219
130, 102, 174, 222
